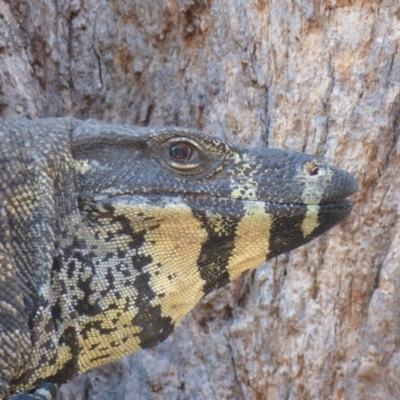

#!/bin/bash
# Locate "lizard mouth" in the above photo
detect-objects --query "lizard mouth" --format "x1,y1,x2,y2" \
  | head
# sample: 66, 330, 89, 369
80, 191, 354, 219
82, 191, 356, 209
84, 161, 358, 208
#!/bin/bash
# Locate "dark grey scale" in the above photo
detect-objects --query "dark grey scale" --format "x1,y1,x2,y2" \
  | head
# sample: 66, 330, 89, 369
74, 265, 102, 317
45, 326, 80, 384
81, 320, 119, 344
303, 202, 354, 241
130, 255, 175, 349
266, 201, 353, 260
267, 204, 309, 259
101, 268, 116, 296
187, 196, 246, 295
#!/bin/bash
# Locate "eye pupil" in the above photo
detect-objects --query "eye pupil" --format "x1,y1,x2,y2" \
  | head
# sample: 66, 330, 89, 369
170, 143, 190, 161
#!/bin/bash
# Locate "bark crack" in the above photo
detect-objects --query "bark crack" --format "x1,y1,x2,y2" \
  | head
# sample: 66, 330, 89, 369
92, 15, 103, 89
227, 332, 246, 400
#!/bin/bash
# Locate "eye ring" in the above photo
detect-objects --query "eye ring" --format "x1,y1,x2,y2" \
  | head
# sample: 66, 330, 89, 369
160, 137, 206, 173
169, 142, 193, 162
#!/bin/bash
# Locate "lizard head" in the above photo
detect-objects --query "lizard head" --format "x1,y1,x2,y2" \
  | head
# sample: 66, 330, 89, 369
69, 120, 357, 356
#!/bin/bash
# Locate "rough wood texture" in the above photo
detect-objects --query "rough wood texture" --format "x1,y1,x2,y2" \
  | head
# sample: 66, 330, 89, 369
1, 0, 399, 399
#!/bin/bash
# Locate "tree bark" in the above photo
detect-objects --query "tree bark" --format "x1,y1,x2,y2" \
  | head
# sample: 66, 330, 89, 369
1, 0, 400, 399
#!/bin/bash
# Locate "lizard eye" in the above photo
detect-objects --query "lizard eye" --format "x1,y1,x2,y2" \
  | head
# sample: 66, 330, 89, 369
155, 134, 227, 176
160, 137, 205, 173
170, 142, 192, 162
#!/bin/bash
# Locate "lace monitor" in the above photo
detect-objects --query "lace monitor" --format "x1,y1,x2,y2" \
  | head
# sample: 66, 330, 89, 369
0, 118, 357, 399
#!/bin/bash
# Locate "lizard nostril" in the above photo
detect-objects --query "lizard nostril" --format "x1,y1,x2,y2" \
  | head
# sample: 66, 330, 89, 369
304, 161, 320, 176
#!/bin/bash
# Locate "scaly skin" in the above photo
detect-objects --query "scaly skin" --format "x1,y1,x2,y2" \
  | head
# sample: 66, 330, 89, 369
0, 118, 357, 399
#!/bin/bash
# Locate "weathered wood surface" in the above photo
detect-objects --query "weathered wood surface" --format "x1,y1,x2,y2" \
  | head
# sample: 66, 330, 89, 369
1, 1, 400, 399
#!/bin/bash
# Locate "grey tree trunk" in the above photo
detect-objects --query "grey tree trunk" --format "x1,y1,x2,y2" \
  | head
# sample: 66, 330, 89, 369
1, 0, 399, 399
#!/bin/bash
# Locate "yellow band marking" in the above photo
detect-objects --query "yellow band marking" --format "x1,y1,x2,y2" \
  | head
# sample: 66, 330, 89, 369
301, 205, 319, 238
115, 198, 208, 326
228, 202, 272, 281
